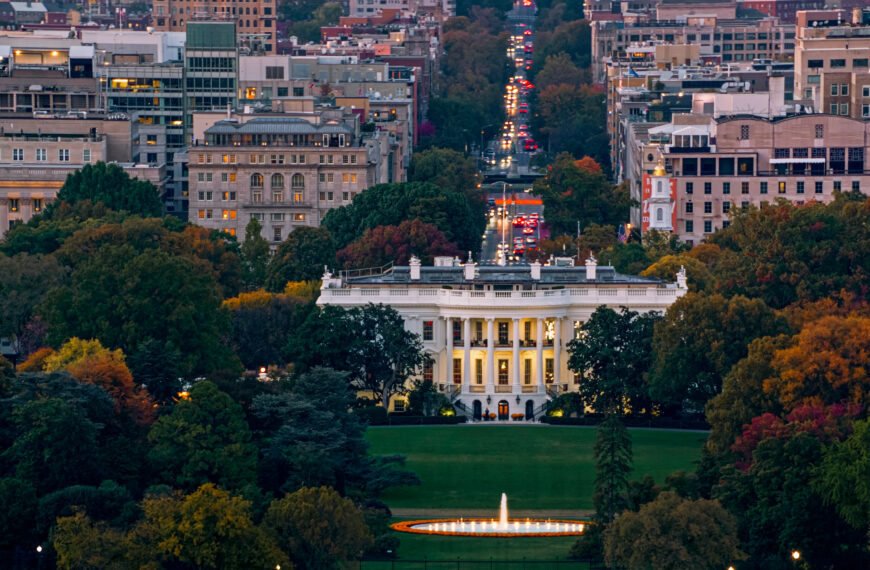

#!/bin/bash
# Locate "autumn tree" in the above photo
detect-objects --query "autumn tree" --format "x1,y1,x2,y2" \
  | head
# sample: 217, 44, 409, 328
603, 491, 743, 570
147, 381, 258, 491
532, 153, 631, 236
265, 226, 337, 291
647, 293, 789, 413
52, 509, 133, 570
337, 219, 461, 269
641, 254, 712, 292
765, 315, 870, 410
567, 306, 660, 415
264, 486, 373, 570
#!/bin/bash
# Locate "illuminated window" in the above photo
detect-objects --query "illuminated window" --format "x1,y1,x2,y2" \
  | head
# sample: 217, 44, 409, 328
423, 321, 433, 341
9, 198, 20, 212
475, 359, 483, 384
423, 360, 433, 383
453, 358, 462, 384
498, 359, 509, 385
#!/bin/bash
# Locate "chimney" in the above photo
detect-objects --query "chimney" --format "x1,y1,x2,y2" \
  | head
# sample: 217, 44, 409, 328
530, 260, 541, 280
463, 251, 475, 281
585, 254, 597, 281
409, 255, 421, 280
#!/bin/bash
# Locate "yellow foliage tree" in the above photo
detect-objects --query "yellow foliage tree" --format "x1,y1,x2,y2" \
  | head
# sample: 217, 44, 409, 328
283, 280, 321, 302
43, 337, 124, 372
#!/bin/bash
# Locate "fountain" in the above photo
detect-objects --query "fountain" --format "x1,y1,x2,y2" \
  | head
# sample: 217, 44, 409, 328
391, 493, 588, 537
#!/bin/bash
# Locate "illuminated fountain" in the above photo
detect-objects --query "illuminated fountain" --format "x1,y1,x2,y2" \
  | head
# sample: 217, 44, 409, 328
391, 493, 588, 537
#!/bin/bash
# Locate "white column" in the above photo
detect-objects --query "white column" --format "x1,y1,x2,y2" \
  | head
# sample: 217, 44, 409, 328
553, 317, 561, 388
445, 317, 453, 388
536, 317, 544, 393
486, 317, 495, 392
512, 318, 521, 391
462, 318, 471, 393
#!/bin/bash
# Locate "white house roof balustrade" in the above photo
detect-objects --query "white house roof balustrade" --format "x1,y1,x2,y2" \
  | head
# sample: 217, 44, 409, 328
317, 257, 688, 421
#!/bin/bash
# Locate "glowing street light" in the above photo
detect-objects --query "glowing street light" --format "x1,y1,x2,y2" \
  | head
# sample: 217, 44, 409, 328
792, 551, 801, 561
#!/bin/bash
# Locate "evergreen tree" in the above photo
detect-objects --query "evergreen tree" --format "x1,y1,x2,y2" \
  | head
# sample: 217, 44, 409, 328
593, 415, 632, 523
240, 218, 270, 291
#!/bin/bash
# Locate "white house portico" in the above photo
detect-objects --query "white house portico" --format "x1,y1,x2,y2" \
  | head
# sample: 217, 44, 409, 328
317, 255, 688, 420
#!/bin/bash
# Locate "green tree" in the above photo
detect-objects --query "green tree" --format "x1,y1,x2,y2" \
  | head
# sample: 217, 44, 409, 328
265, 226, 337, 291
52, 509, 133, 570
409, 147, 480, 197
47, 162, 162, 218
147, 381, 258, 491
138, 484, 288, 570
534, 52, 589, 90
264, 486, 373, 570
0, 253, 65, 356
322, 181, 483, 254
567, 306, 660, 415
603, 491, 743, 570
648, 293, 789, 413
127, 339, 182, 408
814, 419, 870, 532
240, 217, 271, 291
0, 477, 38, 552
532, 154, 631, 236
224, 291, 305, 369
593, 415, 632, 523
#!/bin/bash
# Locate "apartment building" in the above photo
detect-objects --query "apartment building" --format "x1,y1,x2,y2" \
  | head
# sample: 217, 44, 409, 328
794, 9, 870, 120
151, 0, 277, 54
640, 112, 870, 244
187, 112, 390, 243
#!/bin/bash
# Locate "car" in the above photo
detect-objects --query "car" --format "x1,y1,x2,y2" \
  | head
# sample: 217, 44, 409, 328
517, 130, 528, 138
512, 216, 524, 227
526, 236, 537, 244
522, 226, 534, 234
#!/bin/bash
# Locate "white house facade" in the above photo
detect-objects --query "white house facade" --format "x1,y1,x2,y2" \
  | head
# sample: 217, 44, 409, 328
317, 256, 688, 420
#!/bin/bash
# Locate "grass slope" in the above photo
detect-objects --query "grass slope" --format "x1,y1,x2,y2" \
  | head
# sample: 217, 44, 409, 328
366, 425, 705, 511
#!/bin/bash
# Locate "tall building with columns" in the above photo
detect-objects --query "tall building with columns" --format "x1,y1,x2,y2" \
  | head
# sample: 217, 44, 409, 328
317, 255, 687, 419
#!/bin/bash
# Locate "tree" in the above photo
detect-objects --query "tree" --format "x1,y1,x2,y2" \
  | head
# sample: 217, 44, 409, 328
532, 153, 631, 236
0, 477, 38, 553
337, 219, 461, 269
409, 148, 480, 197
264, 486, 373, 570
127, 339, 182, 408
0, 253, 65, 356
814, 419, 870, 532
603, 491, 744, 570
0, 356, 13, 398
647, 293, 789, 413
641, 254, 712, 292
407, 379, 450, 416
593, 415, 632, 523
240, 217, 271, 291
137, 484, 287, 570
223, 291, 305, 369
265, 226, 336, 291
765, 315, 870, 410
147, 381, 258, 491
534, 52, 589, 90
52, 509, 133, 570
40, 244, 234, 376
322, 182, 484, 255
46, 162, 162, 218
567, 306, 660, 415
535, 87, 609, 168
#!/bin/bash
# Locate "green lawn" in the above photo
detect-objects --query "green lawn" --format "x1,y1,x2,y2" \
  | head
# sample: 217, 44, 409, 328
366, 425, 705, 511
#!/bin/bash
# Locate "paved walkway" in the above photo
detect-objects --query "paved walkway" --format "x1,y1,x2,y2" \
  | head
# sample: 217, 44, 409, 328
391, 508, 595, 519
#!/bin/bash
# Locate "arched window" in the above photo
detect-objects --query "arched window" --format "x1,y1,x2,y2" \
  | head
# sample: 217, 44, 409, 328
656, 181, 663, 192
291, 173, 304, 189
250, 173, 263, 188
271, 173, 284, 189
656, 208, 663, 222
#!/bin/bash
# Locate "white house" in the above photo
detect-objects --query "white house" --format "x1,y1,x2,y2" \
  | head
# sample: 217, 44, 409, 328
317, 255, 688, 420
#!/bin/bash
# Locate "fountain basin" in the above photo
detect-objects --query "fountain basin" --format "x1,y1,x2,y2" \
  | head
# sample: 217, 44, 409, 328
391, 518, 587, 537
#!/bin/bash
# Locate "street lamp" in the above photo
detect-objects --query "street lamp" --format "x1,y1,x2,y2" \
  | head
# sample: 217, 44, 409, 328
791, 551, 801, 561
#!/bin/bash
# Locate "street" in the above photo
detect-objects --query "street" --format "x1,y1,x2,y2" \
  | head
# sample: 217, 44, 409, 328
479, 184, 547, 265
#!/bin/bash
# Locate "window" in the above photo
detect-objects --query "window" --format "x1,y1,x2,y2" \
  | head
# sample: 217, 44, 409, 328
251, 173, 264, 188
704, 182, 712, 194
205, 210, 213, 219
221, 173, 228, 182
774, 148, 790, 159
831, 59, 846, 68
198, 209, 205, 219
686, 220, 694, 233
273, 227, 281, 241
453, 358, 462, 384
222, 191, 236, 200
864, 86, 870, 98
253, 192, 263, 203
273, 191, 284, 203
293, 213, 305, 221
685, 182, 693, 194
723, 202, 730, 214
723, 182, 730, 194
524, 321, 532, 342
350, 174, 357, 183
8, 198, 19, 212
760, 182, 768, 194
855, 59, 869, 68
841, 84, 849, 96
293, 87, 304, 97
853, 181, 860, 192
271, 173, 284, 188
815, 124, 824, 138
265, 66, 283, 79
475, 359, 483, 384
723, 220, 731, 228
524, 359, 532, 385
206, 173, 213, 183
270, 154, 284, 165
742, 182, 749, 194
834, 181, 842, 192
686, 201, 693, 213
740, 125, 750, 140
742, 201, 749, 208
797, 181, 804, 194
704, 220, 712, 233
393, 400, 405, 412
319, 154, 325, 164
271, 213, 284, 222
840, 103, 849, 115
221, 209, 236, 220
778, 181, 786, 194
342, 173, 348, 183
32, 198, 42, 212
864, 104, 870, 118
815, 181, 823, 194
704, 201, 712, 214
291, 173, 304, 189
423, 321, 433, 341
342, 192, 349, 201
58, 149, 70, 162
35, 149, 46, 162
545, 358, 554, 384
423, 360, 433, 383
83, 149, 91, 163
831, 84, 839, 96
807, 60, 823, 69
498, 359, 509, 385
